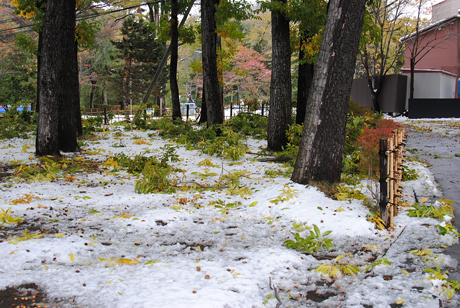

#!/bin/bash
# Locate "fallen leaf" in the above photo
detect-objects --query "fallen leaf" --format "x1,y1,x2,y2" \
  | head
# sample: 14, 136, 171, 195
397, 299, 404, 304
419, 197, 429, 204
116, 258, 139, 265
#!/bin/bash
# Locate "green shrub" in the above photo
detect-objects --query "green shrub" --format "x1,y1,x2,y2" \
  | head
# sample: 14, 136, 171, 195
225, 112, 268, 139
0, 103, 37, 139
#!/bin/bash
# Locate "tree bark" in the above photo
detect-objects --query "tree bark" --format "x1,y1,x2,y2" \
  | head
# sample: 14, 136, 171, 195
296, 37, 314, 125
89, 79, 97, 109
170, 0, 181, 121
74, 41, 82, 137
199, 88, 208, 124
291, 0, 367, 184
267, 0, 291, 151
36, 0, 78, 155
201, 0, 223, 127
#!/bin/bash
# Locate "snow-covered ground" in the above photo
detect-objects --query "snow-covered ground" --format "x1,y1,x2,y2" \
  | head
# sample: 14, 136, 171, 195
0, 118, 459, 307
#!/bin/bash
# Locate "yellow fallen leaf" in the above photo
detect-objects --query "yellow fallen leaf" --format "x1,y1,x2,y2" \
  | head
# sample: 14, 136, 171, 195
9, 251, 14, 255
54, 233, 66, 238
397, 299, 404, 304
116, 258, 139, 265
419, 197, 429, 204
44, 265, 49, 270
402, 270, 409, 275
107, 280, 113, 285
70, 253, 75, 262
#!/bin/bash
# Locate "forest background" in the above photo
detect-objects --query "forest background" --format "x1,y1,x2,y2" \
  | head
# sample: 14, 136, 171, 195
0, 0, 437, 116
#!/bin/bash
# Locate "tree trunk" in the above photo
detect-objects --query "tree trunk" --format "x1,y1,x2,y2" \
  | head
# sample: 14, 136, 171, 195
170, 0, 182, 121
199, 88, 208, 124
296, 37, 314, 125
36, 29, 43, 113
291, 0, 367, 184
410, 57, 415, 99
102, 80, 108, 105
89, 79, 97, 109
36, 0, 78, 156
201, 0, 223, 127
267, 0, 291, 151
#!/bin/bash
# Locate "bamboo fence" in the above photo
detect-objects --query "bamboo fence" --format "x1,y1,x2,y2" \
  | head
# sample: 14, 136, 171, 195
379, 128, 406, 229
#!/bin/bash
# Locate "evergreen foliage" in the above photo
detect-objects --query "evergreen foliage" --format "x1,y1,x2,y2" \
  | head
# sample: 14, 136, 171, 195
109, 16, 168, 106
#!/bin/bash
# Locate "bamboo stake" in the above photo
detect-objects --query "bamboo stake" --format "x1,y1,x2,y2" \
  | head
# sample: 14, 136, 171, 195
388, 138, 394, 228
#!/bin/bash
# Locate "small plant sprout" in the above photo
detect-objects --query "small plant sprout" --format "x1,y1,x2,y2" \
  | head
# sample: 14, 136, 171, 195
367, 211, 386, 230
291, 220, 312, 232
8, 230, 47, 244
315, 253, 361, 278
0, 208, 24, 225
436, 223, 460, 239
270, 185, 299, 203
365, 258, 392, 273
424, 266, 460, 299
334, 185, 366, 201
198, 158, 220, 168
406, 199, 454, 220
284, 224, 333, 253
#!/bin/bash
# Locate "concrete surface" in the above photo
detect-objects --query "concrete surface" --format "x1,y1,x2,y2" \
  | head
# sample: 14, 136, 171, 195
405, 121, 460, 280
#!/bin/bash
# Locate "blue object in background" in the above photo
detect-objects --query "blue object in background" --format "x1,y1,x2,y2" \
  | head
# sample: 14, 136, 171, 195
458, 78, 460, 96
0, 106, 31, 113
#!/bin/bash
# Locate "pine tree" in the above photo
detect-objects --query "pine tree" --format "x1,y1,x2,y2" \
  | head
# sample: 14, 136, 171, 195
110, 17, 168, 109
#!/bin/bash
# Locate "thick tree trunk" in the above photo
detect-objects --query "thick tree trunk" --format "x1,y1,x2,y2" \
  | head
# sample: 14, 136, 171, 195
267, 0, 291, 151
201, 0, 223, 127
36, 0, 78, 155
291, 0, 367, 184
170, 0, 181, 121
296, 38, 314, 125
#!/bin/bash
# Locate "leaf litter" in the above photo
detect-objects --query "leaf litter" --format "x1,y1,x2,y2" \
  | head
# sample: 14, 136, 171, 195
0, 118, 459, 307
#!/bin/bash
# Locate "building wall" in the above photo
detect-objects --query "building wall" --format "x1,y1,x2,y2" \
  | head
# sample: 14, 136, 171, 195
432, 0, 460, 22
403, 20, 459, 77
401, 70, 457, 107
351, 75, 407, 114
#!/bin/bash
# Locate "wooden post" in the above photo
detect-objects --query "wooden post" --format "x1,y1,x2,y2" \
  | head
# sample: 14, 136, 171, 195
186, 104, 189, 122
379, 139, 389, 226
104, 108, 108, 125
388, 137, 394, 228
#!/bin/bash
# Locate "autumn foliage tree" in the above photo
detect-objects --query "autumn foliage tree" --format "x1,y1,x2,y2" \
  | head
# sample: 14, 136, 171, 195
224, 46, 271, 103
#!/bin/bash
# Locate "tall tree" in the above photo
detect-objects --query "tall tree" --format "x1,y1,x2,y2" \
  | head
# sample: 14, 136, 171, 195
170, 0, 181, 121
355, 0, 408, 111
267, 0, 291, 151
292, 0, 327, 125
110, 17, 168, 111
201, 0, 224, 127
291, 0, 367, 184
36, 0, 79, 155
